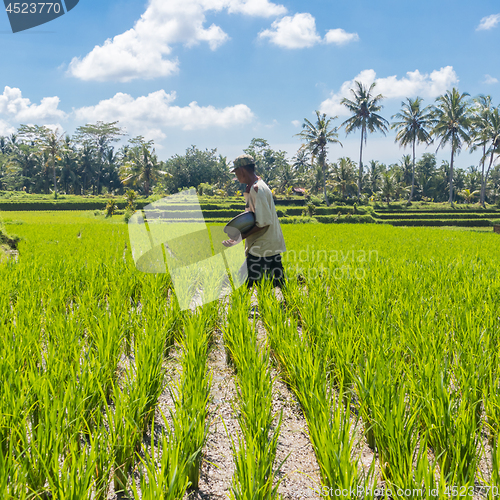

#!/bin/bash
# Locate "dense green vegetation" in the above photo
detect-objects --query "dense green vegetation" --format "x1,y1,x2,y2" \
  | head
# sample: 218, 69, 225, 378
1, 85, 499, 207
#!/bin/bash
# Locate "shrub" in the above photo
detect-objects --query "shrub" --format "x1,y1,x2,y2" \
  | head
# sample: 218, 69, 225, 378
302, 202, 316, 217
198, 183, 215, 196
314, 214, 377, 224
126, 189, 137, 210
309, 196, 324, 206
105, 200, 117, 218
280, 216, 317, 224
386, 218, 491, 227
124, 207, 135, 223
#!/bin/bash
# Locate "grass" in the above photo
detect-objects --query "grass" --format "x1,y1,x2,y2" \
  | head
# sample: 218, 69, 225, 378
1, 211, 500, 497
223, 288, 283, 499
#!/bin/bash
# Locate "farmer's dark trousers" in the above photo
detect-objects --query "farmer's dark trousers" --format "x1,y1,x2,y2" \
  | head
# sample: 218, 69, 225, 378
246, 253, 285, 288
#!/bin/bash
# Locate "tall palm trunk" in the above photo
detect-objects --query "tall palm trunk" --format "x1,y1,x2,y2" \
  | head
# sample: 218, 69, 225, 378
482, 150, 496, 207
52, 156, 57, 195
480, 144, 487, 207
448, 142, 455, 204
321, 149, 329, 207
409, 139, 416, 202
358, 126, 365, 198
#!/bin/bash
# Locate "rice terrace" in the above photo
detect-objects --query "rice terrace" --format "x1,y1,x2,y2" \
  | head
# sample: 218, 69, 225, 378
1, 195, 500, 499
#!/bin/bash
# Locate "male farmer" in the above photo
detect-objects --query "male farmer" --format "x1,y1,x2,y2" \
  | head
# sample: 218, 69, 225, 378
222, 154, 286, 288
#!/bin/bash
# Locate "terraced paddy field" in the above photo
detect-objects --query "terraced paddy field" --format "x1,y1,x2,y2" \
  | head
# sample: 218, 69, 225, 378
1, 211, 500, 499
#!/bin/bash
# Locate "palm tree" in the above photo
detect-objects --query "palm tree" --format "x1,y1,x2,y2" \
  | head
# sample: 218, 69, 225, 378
74, 121, 125, 195
74, 144, 96, 195
431, 88, 472, 203
120, 145, 169, 197
469, 96, 492, 206
291, 148, 310, 176
470, 98, 500, 206
482, 107, 500, 202
366, 160, 383, 196
59, 137, 78, 194
379, 171, 395, 204
399, 155, 413, 186
330, 157, 357, 199
8, 142, 39, 192
38, 129, 69, 196
391, 164, 411, 200
391, 97, 433, 202
341, 81, 389, 198
458, 188, 480, 203
276, 161, 297, 194
295, 110, 342, 206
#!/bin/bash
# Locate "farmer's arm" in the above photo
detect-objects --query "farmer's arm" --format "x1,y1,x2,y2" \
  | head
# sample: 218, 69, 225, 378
242, 224, 268, 240
221, 224, 268, 247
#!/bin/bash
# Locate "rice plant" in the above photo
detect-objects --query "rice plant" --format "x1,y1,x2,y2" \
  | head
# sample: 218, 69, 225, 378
132, 413, 192, 500
258, 280, 361, 493
224, 288, 284, 499
169, 309, 213, 489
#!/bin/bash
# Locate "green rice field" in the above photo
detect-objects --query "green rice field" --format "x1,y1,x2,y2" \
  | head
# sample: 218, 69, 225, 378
1, 211, 500, 499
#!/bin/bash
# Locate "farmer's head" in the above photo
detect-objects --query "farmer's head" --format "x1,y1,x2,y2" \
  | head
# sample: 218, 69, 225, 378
231, 154, 256, 184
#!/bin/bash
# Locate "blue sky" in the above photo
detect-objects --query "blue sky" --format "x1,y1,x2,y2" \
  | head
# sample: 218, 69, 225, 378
1, 0, 499, 170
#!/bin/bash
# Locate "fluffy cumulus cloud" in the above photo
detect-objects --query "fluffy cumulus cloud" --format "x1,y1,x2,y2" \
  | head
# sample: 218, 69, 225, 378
324, 28, 359, 45
68, 0, 286, 82
224, 0, 286, 17
259, 13, 321, 48
476, 13, 500, 31
0, 86, 67, 126
483, 74, 499, 84
320, 67, 459, 116
259, 13, 358, 48
73, 90, 255, 140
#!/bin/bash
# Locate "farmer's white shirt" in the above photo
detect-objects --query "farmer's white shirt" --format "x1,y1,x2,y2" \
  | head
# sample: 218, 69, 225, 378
244, 178, 286, 257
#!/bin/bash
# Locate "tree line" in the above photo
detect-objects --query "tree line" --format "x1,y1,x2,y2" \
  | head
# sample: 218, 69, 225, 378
0, 84, 499, 205
0, 122, 230, 197
296, 84, 500, 206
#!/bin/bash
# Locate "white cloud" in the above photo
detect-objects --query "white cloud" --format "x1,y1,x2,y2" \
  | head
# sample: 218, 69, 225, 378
68, 0, 286, 82
259, 13, 321, 48
291, 119, 301, 127
483, 74, 499, 84
0, 86, 67, 124
225, 0, 286, 17
324, 28, 359, 45
74, 90, 255, 141
476, 13, 500, 31
259, 13, 358, 48
320, 66, 459, 116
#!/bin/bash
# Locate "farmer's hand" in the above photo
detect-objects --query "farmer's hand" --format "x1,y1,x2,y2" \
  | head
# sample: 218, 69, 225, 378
222, 235, 242, 247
